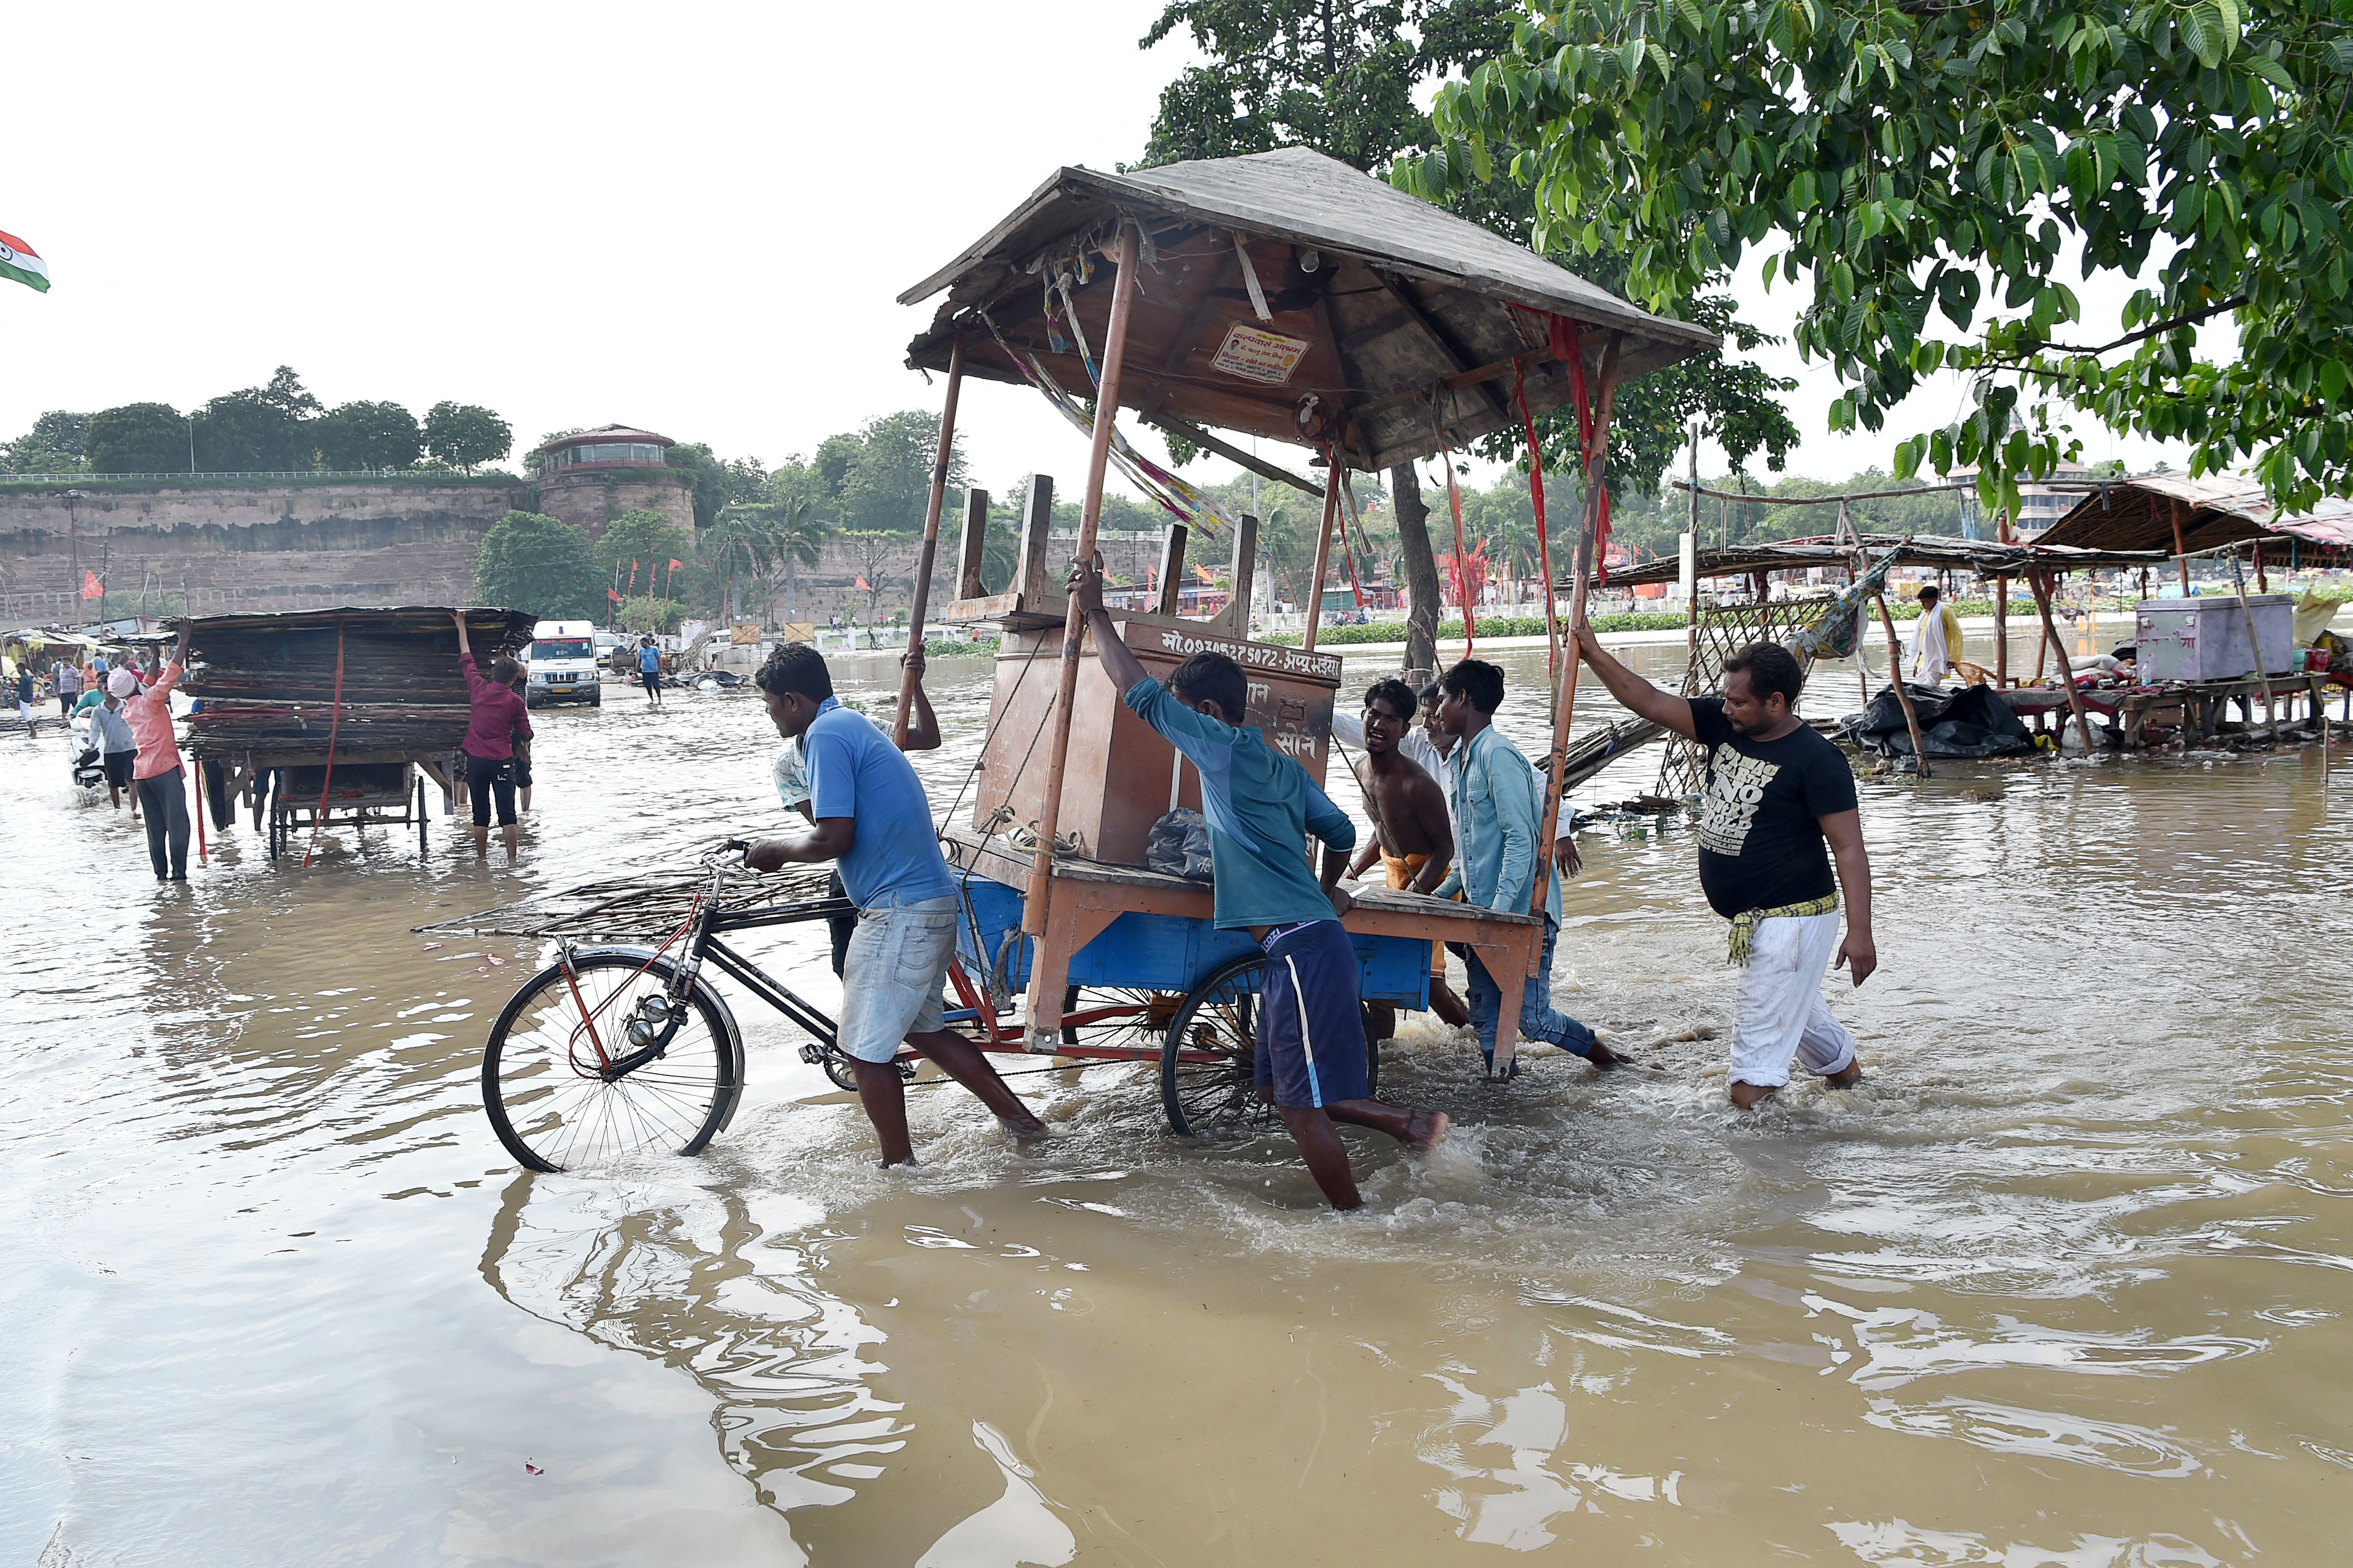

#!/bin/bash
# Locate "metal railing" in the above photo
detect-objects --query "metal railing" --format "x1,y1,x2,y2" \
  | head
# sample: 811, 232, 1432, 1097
0, 469, 516, 483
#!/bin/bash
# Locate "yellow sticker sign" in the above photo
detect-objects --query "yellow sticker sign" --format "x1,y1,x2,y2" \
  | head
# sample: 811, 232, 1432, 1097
1211, 323, 1312, 385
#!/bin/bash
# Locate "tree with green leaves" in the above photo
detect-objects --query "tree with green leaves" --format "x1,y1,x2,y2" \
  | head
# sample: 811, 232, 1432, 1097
702, 504, 784, 621
425, 401, 512, 473
1, 410, 90, 473
1402, 0, 2353, 518
595, 508, 697, 606
85, 403, 191, 474
1139, 0, 1796, 670
192, 367, 321, 471
473, 510, 600, 620
315, 401, 422, 471
762, 493, 832, 621
665, 443, 768, 530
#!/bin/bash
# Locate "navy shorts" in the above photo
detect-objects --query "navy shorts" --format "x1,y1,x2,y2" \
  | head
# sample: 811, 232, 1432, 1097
1254, 920, 1370, 1110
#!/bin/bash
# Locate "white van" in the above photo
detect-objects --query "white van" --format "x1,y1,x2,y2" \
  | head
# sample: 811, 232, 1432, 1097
525, 619, 602, 709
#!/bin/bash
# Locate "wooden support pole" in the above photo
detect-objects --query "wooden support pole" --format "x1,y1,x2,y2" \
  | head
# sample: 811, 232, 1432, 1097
1023, 224, 1140, 954
1216, 511, 1260, 636
894, 343, 964, 744
1993, 575, 2010, 685
2171, 502, 2191, 595
2029, 570, 2098, 754
954, 486, 991, 601
2228, 548, 2278, 738
1301, 477, 1342, 654
1869, 590, 1932, 777
1529, 333, 1621, 973
1014, 473, 1059, 610
1154, 524, 1187, 616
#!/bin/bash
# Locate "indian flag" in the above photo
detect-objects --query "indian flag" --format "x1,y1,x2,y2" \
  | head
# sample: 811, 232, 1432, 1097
0, 229, 50, 293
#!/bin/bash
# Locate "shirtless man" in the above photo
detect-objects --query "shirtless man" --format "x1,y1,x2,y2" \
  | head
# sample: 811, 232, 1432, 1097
1340, 678, 1470, 1032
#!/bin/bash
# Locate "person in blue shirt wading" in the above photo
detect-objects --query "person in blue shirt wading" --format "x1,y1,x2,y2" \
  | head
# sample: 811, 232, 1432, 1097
637, 636, 665, 708
1070, 562, 1448, 1211
746, 645, 1045, 1164
1430, 659, 1624, 1078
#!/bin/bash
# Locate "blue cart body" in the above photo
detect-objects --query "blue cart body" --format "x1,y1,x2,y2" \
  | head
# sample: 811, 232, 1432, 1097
954, 874, 1431, 1009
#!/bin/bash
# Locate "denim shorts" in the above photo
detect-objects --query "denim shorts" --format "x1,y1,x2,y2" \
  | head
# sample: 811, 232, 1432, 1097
835, 893, 957, 1063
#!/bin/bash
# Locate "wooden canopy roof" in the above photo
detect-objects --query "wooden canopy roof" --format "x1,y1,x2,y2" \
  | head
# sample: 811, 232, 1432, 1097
901, 147, 1719, 474
2033, 472, 2353, 559
1602, 533, 2172, 587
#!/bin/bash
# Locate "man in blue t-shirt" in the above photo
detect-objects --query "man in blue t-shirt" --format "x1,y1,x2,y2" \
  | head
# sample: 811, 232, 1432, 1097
746, 644, 1044, 1163
1070, 561, 1448, 1210
636, 636, 665, 708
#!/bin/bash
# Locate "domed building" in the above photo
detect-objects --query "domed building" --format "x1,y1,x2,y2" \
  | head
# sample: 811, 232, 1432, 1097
529, 424, 695, 538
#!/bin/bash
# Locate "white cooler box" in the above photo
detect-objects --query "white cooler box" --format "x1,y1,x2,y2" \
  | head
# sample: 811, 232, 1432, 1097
2134, 594, 2295, 682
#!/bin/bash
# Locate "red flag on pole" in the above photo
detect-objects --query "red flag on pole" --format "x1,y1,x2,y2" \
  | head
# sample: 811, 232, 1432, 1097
607, 588, 622, 604
854, 575, 871, 590
667, 558, 683, 571
1195, 565, 1216, 584
80, 571, 103, 599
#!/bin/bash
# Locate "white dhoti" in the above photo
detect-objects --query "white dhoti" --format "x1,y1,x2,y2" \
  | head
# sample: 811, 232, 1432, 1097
1910, 605, 1956, 682
1728, 911, 1858, 1089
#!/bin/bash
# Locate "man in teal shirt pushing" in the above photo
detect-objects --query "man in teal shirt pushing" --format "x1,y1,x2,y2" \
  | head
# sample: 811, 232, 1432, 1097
1070, 561, 1448, 1210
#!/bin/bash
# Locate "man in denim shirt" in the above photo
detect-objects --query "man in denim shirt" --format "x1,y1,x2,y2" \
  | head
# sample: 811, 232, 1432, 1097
1431, 659, 1622, 1078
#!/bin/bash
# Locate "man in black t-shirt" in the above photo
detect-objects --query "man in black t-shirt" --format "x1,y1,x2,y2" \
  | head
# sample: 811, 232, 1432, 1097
1574, 625, 1877, 1108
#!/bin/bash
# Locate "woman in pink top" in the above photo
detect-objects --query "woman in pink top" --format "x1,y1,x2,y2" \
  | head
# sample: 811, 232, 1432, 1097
125, 624, 193, 881
452, 613, 533, 862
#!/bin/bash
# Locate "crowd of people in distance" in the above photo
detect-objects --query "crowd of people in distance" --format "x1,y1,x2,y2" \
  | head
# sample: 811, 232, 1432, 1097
737, 557, 1878, 1211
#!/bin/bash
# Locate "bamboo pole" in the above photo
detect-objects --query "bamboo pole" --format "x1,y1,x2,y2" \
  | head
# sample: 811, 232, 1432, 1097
1869, 591, 1932, 778
2028, 570, 2098, 753
893, 341, 964, 745
1022, 223, 1140, 942
1300, 461, 1343, 654
2171, 502, 2191, 595
1530, 333, 1620, 935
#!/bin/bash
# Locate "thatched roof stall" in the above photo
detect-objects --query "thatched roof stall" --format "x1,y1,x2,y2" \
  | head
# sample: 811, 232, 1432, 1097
175, 606, 535, 761
901, 146, 1716, 474
2034, 472, 2353, 567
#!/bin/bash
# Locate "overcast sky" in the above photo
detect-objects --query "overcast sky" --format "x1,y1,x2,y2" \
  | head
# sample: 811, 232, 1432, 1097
4, 1, 2195, 498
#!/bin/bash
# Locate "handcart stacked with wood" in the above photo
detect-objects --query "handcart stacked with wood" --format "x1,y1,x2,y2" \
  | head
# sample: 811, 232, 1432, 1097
441, 146, 1718, 1170
176, 605, 536, 860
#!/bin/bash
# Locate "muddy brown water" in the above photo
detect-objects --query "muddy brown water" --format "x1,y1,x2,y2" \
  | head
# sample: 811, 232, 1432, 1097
6, 632, 2349, 1566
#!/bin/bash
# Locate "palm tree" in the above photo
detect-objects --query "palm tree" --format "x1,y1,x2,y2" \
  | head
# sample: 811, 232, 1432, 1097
768, 496, 829, 621
702, 506, 782, 624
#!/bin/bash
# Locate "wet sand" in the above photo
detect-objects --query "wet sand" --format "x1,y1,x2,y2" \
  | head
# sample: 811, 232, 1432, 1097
6, 633, 2350, 1565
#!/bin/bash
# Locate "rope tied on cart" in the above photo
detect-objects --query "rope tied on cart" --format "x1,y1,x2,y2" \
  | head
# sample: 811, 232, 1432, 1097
299, 618, 346, 870
1427, 400, 1478, 654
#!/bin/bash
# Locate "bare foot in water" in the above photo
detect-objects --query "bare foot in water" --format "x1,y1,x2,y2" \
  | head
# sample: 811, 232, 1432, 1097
1402, 1109, 1450, 1155
999, 1114, 1051, 1141
1824, 1061, 1864, 1090
1729, 1080, 1778, 1110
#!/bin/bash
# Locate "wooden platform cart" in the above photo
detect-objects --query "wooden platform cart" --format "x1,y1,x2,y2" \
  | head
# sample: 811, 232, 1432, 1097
443, 149, 1720, 1172
178, 606, 535, 863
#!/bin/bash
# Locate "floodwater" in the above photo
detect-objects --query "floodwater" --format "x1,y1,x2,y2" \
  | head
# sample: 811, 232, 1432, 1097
7, 628, 2350, 1567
